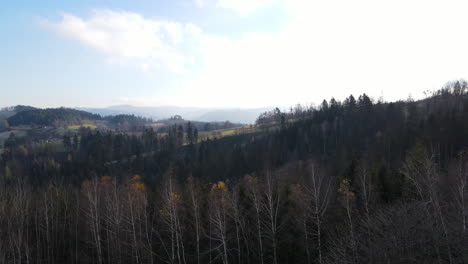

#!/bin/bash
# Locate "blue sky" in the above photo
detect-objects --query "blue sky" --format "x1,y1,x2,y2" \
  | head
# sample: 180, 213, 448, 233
2, 0, 468, 108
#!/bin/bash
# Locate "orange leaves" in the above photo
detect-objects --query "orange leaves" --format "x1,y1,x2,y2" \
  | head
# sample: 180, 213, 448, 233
131, 182, 145, 192
81, 179, 92, 191
159, 208, 170, 217
131, 174, 142, 182
100, 176, 113, 185
338, 179, 355, 203
81, 175, 147, 200
130, 175, 146, 194
210, 181, 230, 209
211, 181, 227, 191
170, 192, 182, 202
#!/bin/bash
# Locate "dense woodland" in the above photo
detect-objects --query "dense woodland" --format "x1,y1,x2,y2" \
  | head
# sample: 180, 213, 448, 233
6, 108, 101, 126
1, 81, 468, 263
1, 106, 240, 132
4, 107, 154, 128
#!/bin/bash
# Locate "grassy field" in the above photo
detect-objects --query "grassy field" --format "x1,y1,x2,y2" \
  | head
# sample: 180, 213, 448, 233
68, 124, 98, 130
197, 125, 260, 141
146, 122, 166, 128
0, 130, 27, 147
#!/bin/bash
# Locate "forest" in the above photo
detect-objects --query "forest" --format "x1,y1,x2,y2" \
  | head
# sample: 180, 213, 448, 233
6, 108, 102, 126
1, 80, 468, 264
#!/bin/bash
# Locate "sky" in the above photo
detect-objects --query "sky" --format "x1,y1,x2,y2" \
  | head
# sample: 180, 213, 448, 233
1, 0, 468, 109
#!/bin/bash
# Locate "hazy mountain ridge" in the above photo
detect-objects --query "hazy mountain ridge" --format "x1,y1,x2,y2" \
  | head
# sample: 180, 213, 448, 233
77, 105, 271, 124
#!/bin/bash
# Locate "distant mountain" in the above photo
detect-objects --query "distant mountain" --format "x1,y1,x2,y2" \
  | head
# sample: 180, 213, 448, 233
0, 105, 37, 120
78, 105, 271, 124
7, 107, 101, 126
195, 108, 270, 123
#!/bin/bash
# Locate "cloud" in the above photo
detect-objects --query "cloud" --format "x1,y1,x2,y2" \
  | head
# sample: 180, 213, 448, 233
194, 0, 276, 14
42, 1, 468, 108
216, 0, 277, 14
43, 9, 202, 72
174, 0, 468, 108
194, 0, 207, 7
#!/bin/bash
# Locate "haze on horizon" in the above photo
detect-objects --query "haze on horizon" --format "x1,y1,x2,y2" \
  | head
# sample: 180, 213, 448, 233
2, 0, 468, 109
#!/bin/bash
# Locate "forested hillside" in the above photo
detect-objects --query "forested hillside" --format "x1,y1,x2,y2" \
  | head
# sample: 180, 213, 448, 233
7, 107, 101, 126
1, 81, 468, 264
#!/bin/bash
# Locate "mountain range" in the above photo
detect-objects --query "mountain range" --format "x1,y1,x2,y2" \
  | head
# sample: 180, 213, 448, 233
77, 105, 272, 124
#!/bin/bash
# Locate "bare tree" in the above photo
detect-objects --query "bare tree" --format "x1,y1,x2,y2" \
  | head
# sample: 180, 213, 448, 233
337, 178, 357, 264
209, 181, 230, 264
291, 162, 332, 264
8, 179, 32, 264
244, 175, 264, 264
356, 163, 373, 262
290, 184, 312, 264
102, 177, 123, 264
40, 183, 70, 264
187, 176, 203, 264
453, 152, 468, 235
450, 152, 468, 262
261, 172, 282, 264
123, 175, 148, 264
401, 148, 453, 264
306, 163, 332, 264
0, 178, 7, 263
81, 177, 103, 264
159, 171, 186, 264
229, 184, 247, 264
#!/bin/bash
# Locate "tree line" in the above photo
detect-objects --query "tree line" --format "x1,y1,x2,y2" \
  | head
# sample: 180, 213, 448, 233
5, 107, 153, 128
1, 80, 468, 263
0, 147, 467, 264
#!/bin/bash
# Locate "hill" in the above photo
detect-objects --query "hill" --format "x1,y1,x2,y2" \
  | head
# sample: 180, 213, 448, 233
0, 105, 39, 131
1, 81, 468, 264
0, 105, 37, 119
6, 107, 101, 126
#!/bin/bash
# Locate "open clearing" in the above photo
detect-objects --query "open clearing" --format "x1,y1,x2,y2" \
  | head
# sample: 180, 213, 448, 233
0, 130, 27, 147
68, 124, 97, 130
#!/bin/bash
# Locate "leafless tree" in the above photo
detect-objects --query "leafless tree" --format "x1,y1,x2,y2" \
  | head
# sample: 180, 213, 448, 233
229, 183, 248, 264
159, 171, 186, 264
102, 177, 123, 264
453, 152, 468, 235
261, 172, 281, 264
209, 181, 230, 264
186, 176, 203, 264
7, 179, 32, 264
307, 163, 332, 264
337, 178, 357, 264
449, 152, 468, 262
290, 183, 312, 263
81, 177, 103, 264
244, 175, 264, 264
0, 175, 8, 263
356, 163, 373, 262
401, 148, 453, 264
123, 175, 148, 264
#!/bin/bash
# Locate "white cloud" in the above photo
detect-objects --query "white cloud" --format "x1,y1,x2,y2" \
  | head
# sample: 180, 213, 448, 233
43, 1, 468, 108
194, 0, 207, 7
43, 9, 202, 72
216, 0, 277, 14
175, 0, 468, 108
193, 0, 276, 14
